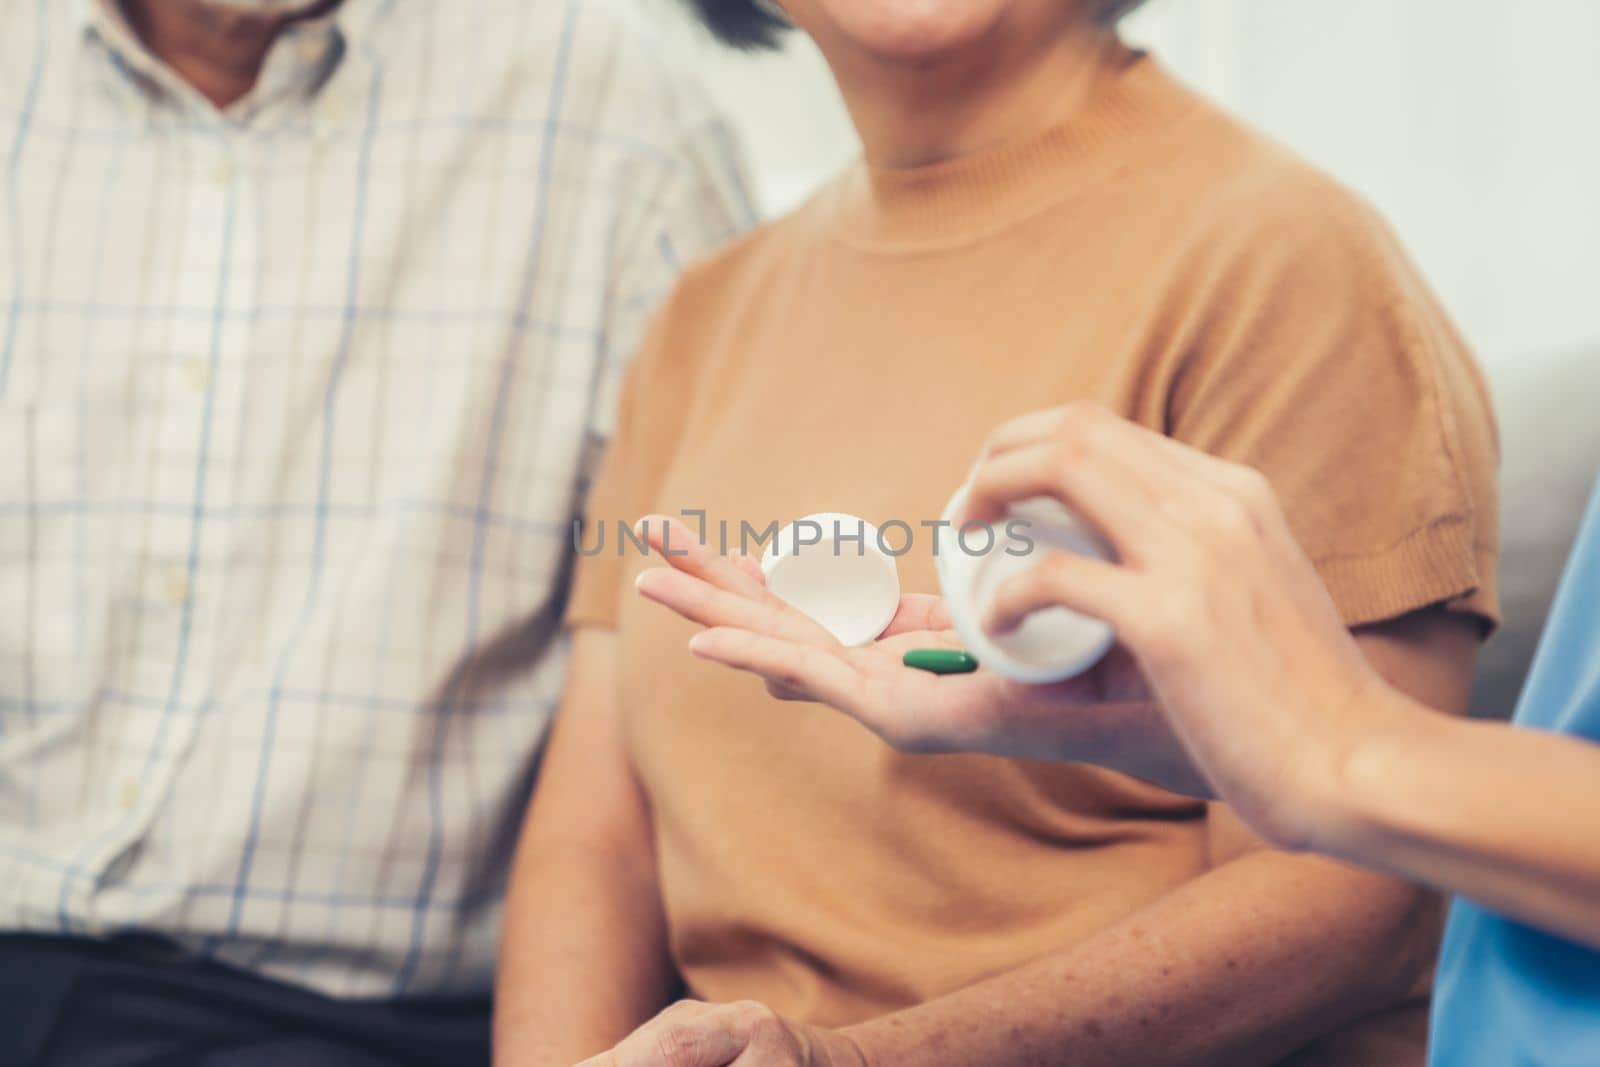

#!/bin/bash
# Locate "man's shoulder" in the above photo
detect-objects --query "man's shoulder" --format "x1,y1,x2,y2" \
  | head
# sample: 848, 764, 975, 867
374, 0, 724, 158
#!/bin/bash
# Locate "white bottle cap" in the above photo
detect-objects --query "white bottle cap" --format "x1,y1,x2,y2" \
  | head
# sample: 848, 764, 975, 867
760, 512, 901, 647
936, 487, 1115, 683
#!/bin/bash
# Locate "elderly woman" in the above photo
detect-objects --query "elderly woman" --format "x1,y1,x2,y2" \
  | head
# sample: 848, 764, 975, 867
494, 2, 1500, 1065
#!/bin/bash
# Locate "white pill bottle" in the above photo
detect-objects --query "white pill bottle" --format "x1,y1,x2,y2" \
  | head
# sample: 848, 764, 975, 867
934, 486, 1116, 683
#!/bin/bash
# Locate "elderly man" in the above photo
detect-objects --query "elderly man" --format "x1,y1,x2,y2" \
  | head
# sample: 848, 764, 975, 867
0, 0, 751, 1062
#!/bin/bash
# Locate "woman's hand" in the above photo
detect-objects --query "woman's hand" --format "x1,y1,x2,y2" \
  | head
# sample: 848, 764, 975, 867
960, 403, 1395, 847
635, 398, 1403, 844
574, 1000, 866, 1067
632, 515, 1213, 797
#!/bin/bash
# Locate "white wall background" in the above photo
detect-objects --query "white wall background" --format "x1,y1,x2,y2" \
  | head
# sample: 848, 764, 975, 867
636, 0, 1600, 371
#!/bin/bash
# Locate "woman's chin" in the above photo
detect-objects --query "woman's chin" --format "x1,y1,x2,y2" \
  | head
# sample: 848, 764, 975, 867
802, 0, 1011, 65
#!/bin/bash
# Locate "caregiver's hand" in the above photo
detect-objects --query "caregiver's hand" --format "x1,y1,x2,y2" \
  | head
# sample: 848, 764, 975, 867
632, 515, 1212, 798
574, 1000, 866, 1067
962, 403, 1391, 848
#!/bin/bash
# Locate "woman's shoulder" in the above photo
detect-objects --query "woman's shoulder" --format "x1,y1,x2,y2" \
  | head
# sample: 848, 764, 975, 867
1154, 91, 1402, 278
1156, 106, 1475, 376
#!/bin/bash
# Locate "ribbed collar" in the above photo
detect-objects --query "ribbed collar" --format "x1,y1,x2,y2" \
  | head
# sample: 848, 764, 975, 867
827, 48, 1204, 253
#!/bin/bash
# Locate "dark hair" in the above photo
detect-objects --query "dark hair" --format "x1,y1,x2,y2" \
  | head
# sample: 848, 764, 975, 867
682, 0, 1154, 50
679, 0, 790, 50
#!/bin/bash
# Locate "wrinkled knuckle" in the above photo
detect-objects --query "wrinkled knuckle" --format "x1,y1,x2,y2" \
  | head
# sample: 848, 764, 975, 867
744, 1010, 788, 1047
654, 1025, 702, 1067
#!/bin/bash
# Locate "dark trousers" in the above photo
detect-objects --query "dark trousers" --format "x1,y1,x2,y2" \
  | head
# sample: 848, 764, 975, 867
0, 934, 491, 1067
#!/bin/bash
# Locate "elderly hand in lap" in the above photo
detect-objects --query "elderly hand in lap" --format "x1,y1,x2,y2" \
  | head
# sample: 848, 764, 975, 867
577, 1000, 866, 1067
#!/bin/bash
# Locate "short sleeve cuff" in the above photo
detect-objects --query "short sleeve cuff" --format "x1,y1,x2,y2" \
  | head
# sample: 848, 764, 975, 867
1316, 512, 1500, 634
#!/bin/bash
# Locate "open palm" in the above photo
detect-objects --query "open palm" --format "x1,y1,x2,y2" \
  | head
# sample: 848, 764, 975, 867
632, 516, 1205, 793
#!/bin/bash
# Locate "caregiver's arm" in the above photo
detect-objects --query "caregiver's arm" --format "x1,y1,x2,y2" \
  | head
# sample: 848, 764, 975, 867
1315, 670, 1600, 948
970, 408, 1600, 950
839, 618, 1469, 1067
494, 628, 676, 1066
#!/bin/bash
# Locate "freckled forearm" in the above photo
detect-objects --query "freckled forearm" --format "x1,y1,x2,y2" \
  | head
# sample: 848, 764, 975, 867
846, 853, 1432, 1067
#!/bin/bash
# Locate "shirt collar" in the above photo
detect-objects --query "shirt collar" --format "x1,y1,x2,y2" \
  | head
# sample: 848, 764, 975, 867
80, 0, 150, 73
76, 0, 386, 40
77, 0, 387, 113
330, 0, 391, 51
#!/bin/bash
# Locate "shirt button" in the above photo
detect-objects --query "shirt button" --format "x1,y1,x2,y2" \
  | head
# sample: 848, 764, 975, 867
209, 157, 234, 185
118, 781, 141, 811
162, 569, 192, 605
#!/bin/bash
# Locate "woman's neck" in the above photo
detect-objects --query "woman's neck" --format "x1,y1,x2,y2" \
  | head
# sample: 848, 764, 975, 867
827, 18, 1121, 169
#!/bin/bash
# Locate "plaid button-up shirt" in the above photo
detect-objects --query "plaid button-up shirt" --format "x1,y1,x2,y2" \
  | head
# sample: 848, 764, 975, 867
0, 0, 753, 997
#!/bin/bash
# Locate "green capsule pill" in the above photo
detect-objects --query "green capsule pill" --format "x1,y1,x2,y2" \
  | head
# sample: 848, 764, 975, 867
902, 649, 979, 675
